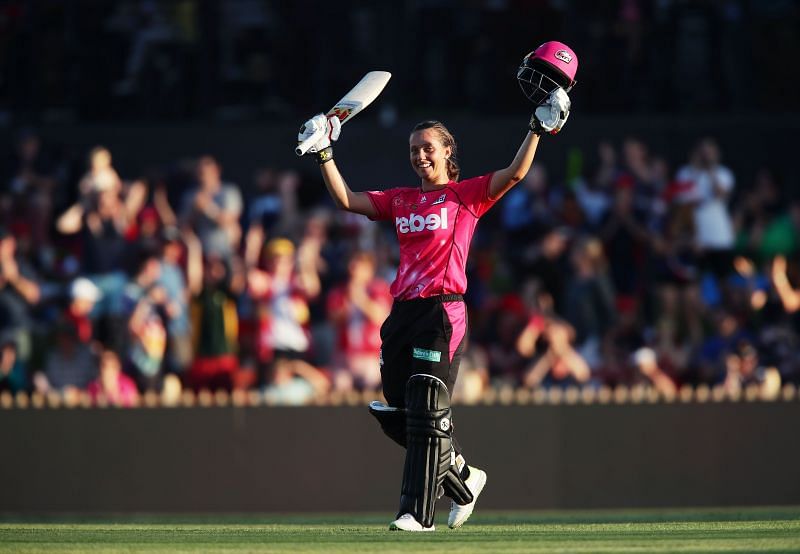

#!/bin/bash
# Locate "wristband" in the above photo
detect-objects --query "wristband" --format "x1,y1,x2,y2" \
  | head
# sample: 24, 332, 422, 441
316, 146, 334, 165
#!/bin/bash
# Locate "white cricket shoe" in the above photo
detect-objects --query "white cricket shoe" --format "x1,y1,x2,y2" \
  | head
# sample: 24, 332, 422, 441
448, 466, 487, 529
389, 513, 435, 532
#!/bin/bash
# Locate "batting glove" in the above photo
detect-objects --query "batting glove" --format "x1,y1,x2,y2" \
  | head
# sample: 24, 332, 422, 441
529, 87, 571, 135
298, 113, 341, 164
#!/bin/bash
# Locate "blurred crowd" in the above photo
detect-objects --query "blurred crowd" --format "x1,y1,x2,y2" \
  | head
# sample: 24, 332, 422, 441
1, 128, 799, 407
2, 0, 799, 122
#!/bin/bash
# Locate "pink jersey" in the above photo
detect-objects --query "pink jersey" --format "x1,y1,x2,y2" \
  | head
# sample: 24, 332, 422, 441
365, 173, 496, 300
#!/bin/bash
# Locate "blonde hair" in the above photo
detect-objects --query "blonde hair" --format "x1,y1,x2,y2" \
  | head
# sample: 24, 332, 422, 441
264, 237, 295, 258
412, 121, 460, 181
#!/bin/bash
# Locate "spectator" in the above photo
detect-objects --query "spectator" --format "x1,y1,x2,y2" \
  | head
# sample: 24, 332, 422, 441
651, 202, 703, 352
156, 227, 192, 375
326, 251, 392, 391
39, 321, 97, 393
262, 352, 330, 406
186, 231, 244, 391
134, 206, 163, 252
296, 210, 334, 367
632, 347, 677, 396
695, 310, 753, 385
501, 164, 559, 244
730, 255, 771, 316
88, 349, 139, 407
0, 227, 41, 378
574, 141, 618, 230
247, 237, 320, 388
500, 165, 564, 278
515, 277, 556, 363
676, 138, 736, 278
719, 340, 781, 401
522, 227, 571, 314
451, 345, 490, 405
65, 277, 102, 345
2, 130, 58, 251
180, 156, 242, 260
594, 140, 622, 188
56, 161, 147, 331
244, 169, 300, 267
122, 250, 168, 391
600, 179, 650, 305
0, 335, 25, 394
486, 293, 530, 385
522, 320, 591, 389
78, 146, 123, 197
733, 168, 785, 261
600, 302, 646, 386
619, 137, 660, 220
563, 237, 616, 367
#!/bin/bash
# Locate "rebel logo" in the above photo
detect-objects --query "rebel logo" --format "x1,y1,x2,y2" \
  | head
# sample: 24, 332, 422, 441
396, 208, 448, 234
555, 49, 573, 63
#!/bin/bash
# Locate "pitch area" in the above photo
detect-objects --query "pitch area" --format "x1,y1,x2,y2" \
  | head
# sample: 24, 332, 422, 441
2, 507, 799, 553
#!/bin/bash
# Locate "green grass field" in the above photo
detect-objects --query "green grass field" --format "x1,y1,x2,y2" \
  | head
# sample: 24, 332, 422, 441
2, 507, 799, 553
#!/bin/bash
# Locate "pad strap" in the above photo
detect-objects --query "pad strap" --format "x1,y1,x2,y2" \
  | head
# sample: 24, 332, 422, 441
369, 400, 474, 506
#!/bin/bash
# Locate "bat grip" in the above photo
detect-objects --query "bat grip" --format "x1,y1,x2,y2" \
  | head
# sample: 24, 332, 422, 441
295, 127, 326, 156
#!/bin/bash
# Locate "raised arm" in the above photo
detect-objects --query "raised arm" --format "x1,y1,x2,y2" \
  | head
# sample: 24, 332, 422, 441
0, 255, 41, 305
488, 132, 541, 200
56, 202, 85, 234
153, 182, 177, 227
320, 161, 376, 218
124, 179, 148, 221
184, 229, 203, 297
296, 235, 323, 299
771, 255, 800, 312
488, 87, 571, 200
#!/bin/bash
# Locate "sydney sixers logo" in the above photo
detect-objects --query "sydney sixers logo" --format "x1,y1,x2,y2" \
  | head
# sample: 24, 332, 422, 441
555, 49, 573, 63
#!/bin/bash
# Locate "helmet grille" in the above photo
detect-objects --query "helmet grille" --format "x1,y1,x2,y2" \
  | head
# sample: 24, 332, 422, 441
517, 59, 574, 105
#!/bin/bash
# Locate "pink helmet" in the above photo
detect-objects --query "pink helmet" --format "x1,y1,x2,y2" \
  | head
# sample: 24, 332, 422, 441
518, 41, 578, 105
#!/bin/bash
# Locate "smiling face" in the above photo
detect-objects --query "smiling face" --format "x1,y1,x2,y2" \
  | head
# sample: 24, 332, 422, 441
409, 129, 452, 186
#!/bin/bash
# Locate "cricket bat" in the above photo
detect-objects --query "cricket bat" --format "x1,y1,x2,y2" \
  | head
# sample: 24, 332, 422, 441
295, 71, 392, 156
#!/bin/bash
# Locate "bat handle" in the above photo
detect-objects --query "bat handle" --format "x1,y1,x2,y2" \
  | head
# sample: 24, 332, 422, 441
295, 128, 326, 157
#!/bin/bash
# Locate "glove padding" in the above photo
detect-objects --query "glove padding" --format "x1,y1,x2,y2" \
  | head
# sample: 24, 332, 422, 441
298, 113, 341, 154
530, 87, 571, 135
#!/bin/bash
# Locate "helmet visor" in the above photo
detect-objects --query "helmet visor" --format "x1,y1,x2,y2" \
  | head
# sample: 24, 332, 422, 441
517, 60, 574, 105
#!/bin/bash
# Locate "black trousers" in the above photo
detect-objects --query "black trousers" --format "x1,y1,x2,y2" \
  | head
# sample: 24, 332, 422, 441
379, 294, 466, 406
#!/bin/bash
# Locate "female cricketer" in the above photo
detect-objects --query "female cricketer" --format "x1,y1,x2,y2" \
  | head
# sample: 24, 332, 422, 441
298, 42, 577, 531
